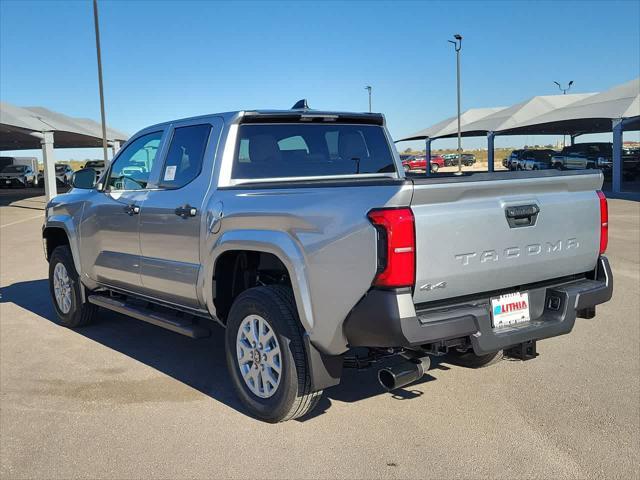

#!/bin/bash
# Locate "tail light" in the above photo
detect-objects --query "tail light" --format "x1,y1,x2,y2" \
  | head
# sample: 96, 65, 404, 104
367, 208, 415, 288
597, 190, 608, 254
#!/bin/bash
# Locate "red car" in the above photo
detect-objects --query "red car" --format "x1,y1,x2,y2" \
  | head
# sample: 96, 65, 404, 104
402, 155, 445, 173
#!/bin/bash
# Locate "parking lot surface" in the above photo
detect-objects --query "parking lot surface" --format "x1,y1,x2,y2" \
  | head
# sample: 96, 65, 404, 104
1, 192, 638, 479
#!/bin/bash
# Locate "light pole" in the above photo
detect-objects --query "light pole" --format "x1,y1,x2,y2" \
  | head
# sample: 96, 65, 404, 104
554, 80, 573, 95
449, 34, 463, 175
93, 0, 109, 164
364, 85, 372, 113
554, 80, 573, 146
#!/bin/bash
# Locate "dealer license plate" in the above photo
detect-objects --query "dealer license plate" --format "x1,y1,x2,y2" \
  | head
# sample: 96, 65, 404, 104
491, 292, 531, 328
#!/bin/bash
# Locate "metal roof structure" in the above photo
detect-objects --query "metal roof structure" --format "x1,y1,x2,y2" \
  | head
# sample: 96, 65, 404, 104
396, 78, 638, 142
502, 77, 639, 135
395, 107, 506, 142
0, 102, 129, 150
434, 93, 597, 138
395, 78, 639, 194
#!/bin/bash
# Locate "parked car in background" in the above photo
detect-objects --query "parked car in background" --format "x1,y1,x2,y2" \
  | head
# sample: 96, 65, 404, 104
0, 156, 38, 173
461, 153, 476, 166
443, 153, 475, 167
505, 149, 557, 170
504, 149, 526, 170
402, 154, 445, 173
521, 149, 557, 171
622, 146, 640, 180
36, 163, 75, 187
43, 106, 613, 422
0, 164, 37, 187
442, 153, 458, 166
551, 143, 612, 171
55, 164, 74, 184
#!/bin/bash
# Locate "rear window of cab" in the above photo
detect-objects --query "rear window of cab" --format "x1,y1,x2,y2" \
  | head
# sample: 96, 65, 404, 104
232, 124, 396, 180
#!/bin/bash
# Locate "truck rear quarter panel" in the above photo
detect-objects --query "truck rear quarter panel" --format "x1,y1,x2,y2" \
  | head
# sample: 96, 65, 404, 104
209, 182, 412, 354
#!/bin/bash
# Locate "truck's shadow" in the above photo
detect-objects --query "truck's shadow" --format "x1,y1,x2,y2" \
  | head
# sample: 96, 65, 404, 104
1, 279, 441, 422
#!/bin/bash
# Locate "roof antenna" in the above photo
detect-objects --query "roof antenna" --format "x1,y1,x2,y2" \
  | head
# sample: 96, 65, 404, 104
291, 99, 309, 110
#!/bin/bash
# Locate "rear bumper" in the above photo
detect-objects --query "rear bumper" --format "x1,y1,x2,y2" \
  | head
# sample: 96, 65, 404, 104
343, 256, 613, 355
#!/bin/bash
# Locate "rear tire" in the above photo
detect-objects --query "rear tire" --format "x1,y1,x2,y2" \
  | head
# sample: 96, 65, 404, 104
448, 349, 504, 368
48, 246, 97, 328
225, 285, 322, 422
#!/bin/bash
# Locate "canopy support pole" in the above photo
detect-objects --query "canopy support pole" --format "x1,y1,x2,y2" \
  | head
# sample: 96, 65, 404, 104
612, 118, 623, 194
487, 131, 495, 172
425, 138, 432, 177
41, 131, 57, 201
110, 140, 120, 161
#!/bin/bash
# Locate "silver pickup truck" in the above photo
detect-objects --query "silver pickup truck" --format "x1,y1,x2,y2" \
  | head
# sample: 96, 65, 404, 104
551, 142, 613, 171
43, 106, 613, 422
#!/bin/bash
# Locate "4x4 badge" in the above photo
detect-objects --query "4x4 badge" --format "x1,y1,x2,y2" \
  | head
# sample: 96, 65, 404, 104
419, 281, 447, 291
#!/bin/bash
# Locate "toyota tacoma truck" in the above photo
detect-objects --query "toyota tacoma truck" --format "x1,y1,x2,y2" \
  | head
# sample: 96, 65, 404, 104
43, 104, 613, 422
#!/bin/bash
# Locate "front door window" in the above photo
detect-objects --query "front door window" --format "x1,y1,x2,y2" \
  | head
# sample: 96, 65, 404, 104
106, 131, 163, 190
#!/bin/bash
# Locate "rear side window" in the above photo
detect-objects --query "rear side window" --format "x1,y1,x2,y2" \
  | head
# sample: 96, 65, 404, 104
231, 124, 395, 180
160, 124, 211, 189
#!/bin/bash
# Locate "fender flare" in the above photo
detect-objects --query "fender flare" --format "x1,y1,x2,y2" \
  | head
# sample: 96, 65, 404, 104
42, 216, 82, 274
202, 229, 315, 334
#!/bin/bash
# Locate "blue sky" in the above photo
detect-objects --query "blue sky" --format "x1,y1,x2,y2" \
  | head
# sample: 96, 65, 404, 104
1, 0, 639, 160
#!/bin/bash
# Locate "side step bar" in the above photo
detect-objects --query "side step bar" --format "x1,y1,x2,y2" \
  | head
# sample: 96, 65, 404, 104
88, 295, 211, 339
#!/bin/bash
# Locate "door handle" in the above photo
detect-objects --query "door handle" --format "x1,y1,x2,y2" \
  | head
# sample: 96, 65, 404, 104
175, 204, 197, 218
124, 204, 140, 215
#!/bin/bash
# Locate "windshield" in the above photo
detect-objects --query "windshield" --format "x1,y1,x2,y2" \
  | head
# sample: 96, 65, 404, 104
232, 123, 395, 180
1, 165, 26, 173
85, 161, 104, 167
55, 165, 67, 172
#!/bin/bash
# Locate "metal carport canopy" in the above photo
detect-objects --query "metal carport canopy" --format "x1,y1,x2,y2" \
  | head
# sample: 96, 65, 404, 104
0, 102, 128, 150
395, 107, 507, 142
0, 102, 129, 199
499, 77, 639, 193
429, 93, 597, 139
496, 77, 639, 136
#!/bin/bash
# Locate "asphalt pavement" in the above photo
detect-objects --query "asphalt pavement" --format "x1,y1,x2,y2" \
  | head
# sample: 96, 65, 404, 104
1, 191, 638, 479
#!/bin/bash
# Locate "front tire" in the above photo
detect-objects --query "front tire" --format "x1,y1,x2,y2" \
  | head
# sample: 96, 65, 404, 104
225, 285, 322, 422
431, 163, 439, 173
48, 246, 97, 328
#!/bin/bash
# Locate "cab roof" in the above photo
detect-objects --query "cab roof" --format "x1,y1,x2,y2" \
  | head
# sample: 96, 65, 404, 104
141, 109, 385, 132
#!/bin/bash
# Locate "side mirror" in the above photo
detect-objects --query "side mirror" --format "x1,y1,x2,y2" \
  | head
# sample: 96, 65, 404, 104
71, 167, 97, 189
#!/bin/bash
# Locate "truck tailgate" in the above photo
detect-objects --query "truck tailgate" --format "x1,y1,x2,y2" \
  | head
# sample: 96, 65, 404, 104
410, 171, 603, 304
